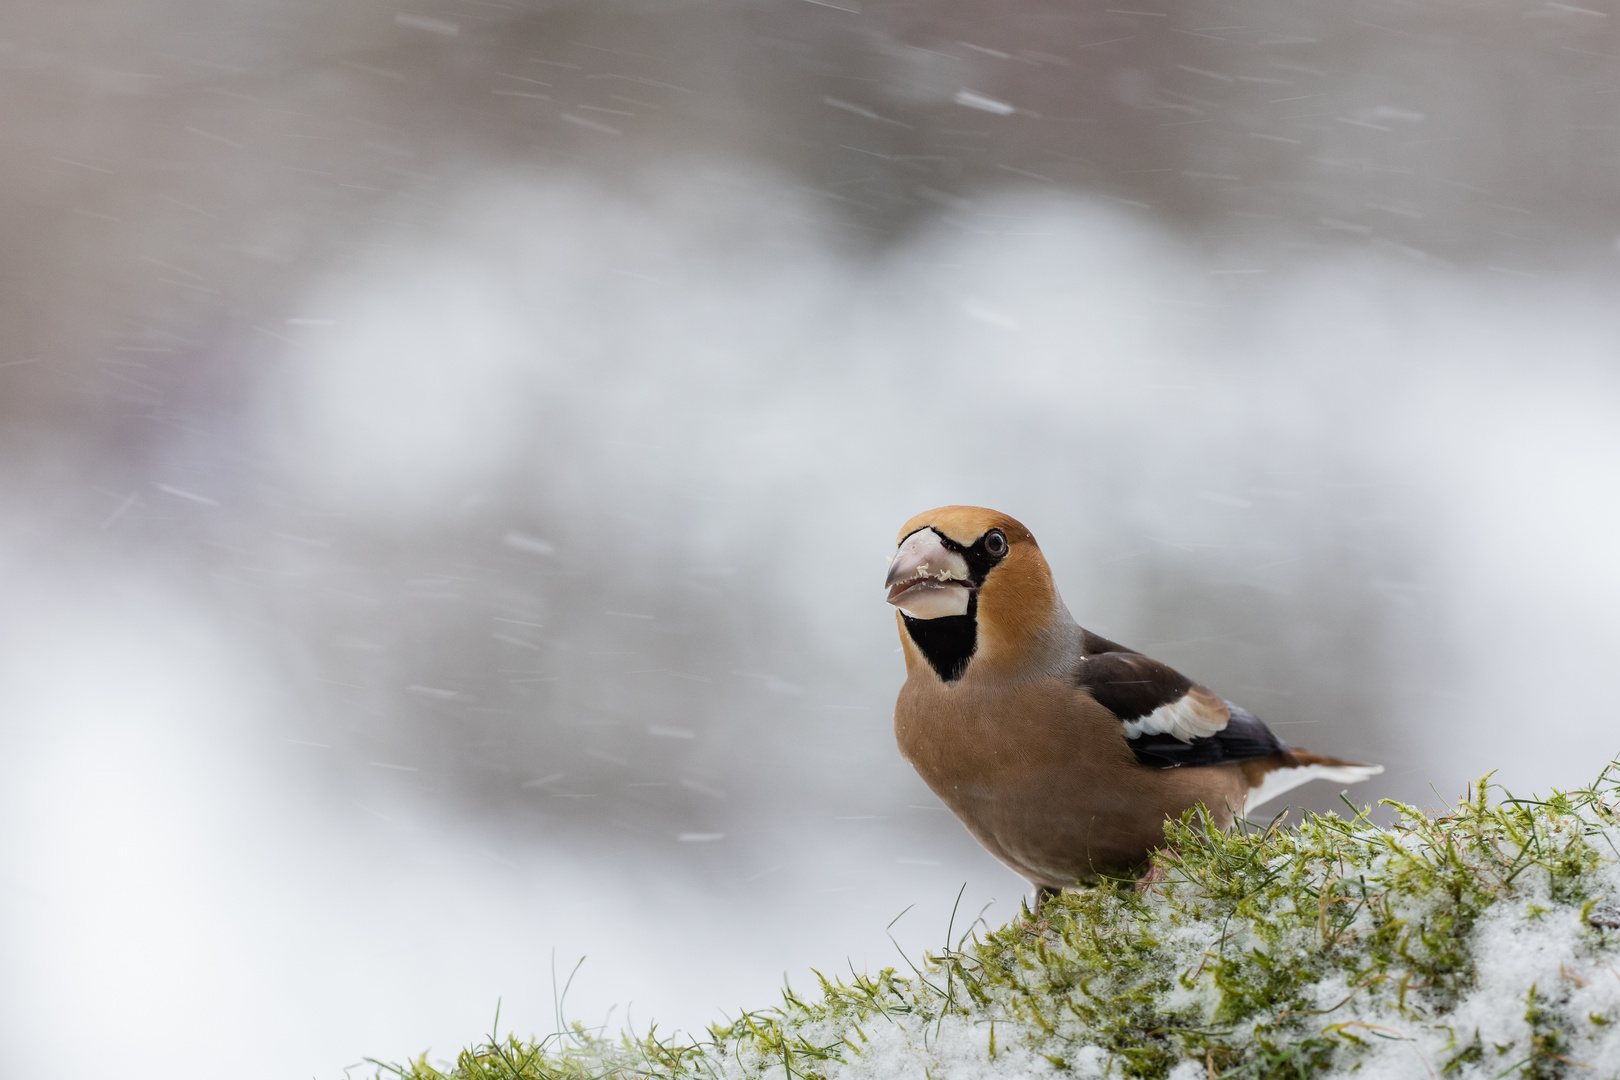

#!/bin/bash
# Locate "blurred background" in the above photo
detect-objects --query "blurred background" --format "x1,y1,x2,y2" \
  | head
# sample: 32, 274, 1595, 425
2, 0, 1619, 1075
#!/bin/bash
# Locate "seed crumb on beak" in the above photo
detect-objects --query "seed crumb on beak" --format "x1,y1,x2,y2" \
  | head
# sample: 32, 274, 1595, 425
885, 529, 973, 619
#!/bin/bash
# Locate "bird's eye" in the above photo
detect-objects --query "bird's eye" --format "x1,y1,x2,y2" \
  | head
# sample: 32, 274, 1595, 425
984, 530, 1007, 557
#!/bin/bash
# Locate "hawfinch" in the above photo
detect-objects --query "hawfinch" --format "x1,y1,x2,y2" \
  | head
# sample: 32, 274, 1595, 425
886, 506, 1381, 906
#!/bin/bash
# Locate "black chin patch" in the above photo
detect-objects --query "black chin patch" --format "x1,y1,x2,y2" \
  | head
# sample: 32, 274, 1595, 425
902, 593, 978, 682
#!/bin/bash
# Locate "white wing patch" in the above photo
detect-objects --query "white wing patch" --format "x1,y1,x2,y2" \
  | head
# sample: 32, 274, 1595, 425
1244, 763, 1384, 814
1119, 693, 1228, 743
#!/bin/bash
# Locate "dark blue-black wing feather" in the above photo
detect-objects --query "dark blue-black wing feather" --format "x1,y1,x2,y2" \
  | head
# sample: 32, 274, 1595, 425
1124, 702, 1291, 769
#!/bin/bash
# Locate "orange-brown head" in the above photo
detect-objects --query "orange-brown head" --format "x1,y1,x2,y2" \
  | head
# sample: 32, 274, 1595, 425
885, 506, 1068, 683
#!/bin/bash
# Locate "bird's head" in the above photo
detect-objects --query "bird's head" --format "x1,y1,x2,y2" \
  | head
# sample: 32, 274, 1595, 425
885, 506, 1064, 683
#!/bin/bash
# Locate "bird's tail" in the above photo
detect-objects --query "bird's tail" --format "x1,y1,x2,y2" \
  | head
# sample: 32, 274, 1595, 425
1241, 750, 1383, 814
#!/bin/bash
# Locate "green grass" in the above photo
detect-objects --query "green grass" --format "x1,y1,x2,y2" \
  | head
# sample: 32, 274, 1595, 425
369, 763, 1620, 1079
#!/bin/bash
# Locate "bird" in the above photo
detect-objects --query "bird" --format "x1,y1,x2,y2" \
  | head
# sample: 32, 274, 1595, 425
885, 505, 1381, 909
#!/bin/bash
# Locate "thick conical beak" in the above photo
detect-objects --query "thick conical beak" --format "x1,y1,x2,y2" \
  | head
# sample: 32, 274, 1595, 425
885, 529, 972, 619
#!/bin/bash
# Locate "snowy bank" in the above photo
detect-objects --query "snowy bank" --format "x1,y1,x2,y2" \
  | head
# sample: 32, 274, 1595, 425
375, 765, 1620, 1080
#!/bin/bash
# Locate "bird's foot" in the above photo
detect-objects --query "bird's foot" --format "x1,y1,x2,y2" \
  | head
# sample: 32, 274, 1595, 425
1134, 860, 1169, 894
1020, 885, 1061, 936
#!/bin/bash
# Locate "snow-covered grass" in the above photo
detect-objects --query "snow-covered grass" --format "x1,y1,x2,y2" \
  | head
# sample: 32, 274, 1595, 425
373, 765, 1620, 1079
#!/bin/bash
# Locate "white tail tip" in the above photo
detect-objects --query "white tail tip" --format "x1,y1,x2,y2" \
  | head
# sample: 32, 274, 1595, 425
1245, 762, 1383, 814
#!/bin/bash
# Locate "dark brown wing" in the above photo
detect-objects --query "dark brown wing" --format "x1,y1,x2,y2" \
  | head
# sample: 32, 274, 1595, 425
1075, 628, 1292, 769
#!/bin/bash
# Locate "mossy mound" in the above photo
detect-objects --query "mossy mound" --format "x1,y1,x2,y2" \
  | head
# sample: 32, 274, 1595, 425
375, 765, 1620, 1079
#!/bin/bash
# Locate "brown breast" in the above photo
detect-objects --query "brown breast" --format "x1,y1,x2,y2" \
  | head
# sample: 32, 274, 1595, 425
894, 673, 1249, 884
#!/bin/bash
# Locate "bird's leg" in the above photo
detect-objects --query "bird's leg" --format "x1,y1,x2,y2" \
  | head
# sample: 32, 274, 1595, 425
1020, 884, 1061, 934
1134, 859, 1169, 894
